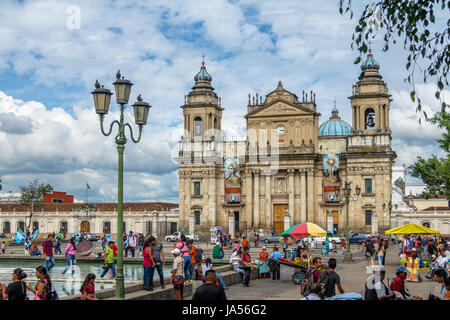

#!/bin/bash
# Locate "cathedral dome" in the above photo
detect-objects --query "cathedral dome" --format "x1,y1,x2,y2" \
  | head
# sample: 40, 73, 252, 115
361, 49, 380, 70
318, 107, 352, 137
194, 59, 212, 82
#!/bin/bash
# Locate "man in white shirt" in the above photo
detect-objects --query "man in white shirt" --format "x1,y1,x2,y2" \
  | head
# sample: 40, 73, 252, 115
231, 250, 245, 280
436, 251, 448, 268
126, 231, 137, 257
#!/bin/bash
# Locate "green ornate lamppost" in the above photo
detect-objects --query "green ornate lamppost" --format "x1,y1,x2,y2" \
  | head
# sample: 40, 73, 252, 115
342, 181, 361, 261
91, 70, 151, 299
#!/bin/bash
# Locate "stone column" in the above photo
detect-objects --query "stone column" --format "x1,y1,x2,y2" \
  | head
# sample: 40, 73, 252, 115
284, 213, 290, 231
288, 169, 295, 223
185, 173, 191, 231
245, 170, 253, 229
228, 211, 235, 237
300, 170, 307, 222
189, 212, 195, 236
208, 170, 217, 227
307, 169, 314, 222
371, 213, 378, 235
253, 170, 260, 228
265, 173, 272, 229
327, 212, 334, 234
152, 214, 158, 238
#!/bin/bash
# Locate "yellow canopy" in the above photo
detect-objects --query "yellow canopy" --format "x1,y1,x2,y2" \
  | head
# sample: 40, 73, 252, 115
385, 222, 440, 235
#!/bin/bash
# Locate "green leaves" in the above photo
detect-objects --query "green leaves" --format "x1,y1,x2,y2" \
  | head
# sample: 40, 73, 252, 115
410, 90, 416, 102
354, 56, 361, 64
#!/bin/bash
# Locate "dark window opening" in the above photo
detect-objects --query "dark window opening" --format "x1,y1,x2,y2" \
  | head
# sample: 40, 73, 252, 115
194, 211, 201, 225
365, 179, 372, 194
365, 210, 372, 225
194, 181, 201, 196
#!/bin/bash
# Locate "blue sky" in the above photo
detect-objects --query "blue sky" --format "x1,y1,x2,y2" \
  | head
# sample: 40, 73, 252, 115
0, 0, 446, 203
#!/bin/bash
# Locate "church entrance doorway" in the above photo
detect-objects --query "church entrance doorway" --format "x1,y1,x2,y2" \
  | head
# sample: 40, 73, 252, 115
332, 211, 339, 235
234, 211, 240, 233
273, 204, 288, 234
80, 221, 90, 233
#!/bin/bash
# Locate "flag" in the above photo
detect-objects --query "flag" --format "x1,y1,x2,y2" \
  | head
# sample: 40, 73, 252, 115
105, 235, 112, 242
31, 229, 39, 239
87, 183, 91, 189
13, 235, 22, 244
16, 229, 26, 242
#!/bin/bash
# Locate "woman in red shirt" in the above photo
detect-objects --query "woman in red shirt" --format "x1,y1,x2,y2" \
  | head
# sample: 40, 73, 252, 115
142, 239, 155, 291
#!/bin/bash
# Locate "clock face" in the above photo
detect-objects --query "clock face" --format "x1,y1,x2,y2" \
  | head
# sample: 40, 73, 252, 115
276, 125, 286, 136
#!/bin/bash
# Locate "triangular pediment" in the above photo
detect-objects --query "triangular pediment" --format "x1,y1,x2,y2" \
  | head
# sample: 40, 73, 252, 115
247, 98, 316, 118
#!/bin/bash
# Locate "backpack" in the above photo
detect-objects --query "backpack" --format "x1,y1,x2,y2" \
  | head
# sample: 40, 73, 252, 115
195, 248, 203, 263
366, 242, 375, 255
42, 278, 59, 301
318, 271, 333, 298
301, 268, 316, 297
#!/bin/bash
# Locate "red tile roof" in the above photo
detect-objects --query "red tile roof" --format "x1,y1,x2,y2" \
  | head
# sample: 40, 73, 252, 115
0, 202, 179, 213
421, 206, 450, 212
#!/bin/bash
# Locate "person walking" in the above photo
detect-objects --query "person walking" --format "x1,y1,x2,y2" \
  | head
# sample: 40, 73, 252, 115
43, 234, 55, 272
1, 241, 5, 255
170, 248, 184, 300
100, 241, 116, 280
29, 266, 53, 300
270, 247, 282, 280
241, 247, 252, 287
319, 258, 345, 298
1, 268, 28, 300
376, 242, 385, 266
101, 235, 106, 250
142, 238, 155, 291
150, 236, 165, 289
137, 233, 145, 256
54, 236, 62, 255
192, 270, 227, 301
341, 238, 346, 256
176, 234, 190, 282
61, 237, 77, 276
80, 273, 98, 300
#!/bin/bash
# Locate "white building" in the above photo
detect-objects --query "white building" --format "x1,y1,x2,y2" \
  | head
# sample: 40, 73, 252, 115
0, 202, 179, 239
390, 165, 450, 235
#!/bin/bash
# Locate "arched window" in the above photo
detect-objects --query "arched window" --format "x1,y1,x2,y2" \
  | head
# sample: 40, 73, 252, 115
194, 117, 202, 136
365, 108, 376, 129
422, 222, 430, 228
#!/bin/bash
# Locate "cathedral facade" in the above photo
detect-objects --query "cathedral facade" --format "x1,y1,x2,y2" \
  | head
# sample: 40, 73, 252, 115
176, 51, 396, 237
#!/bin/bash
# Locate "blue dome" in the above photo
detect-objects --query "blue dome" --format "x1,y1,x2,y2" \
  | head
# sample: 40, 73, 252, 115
318, 107, 352, 137
194, 60, 212, 82
361, 49, 380, 70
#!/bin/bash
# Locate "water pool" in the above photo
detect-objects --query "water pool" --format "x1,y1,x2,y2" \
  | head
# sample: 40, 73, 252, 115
0, 261, 173, 298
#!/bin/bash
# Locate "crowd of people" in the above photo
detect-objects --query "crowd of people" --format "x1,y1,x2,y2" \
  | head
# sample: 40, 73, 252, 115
0, 230, 449, 301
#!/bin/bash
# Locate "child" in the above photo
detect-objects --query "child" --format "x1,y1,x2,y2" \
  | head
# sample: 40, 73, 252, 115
80, 273, 98, 300
322, 242, 328, 256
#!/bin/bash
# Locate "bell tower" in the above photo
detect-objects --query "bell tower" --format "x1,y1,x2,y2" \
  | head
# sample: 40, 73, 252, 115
182, 57, 224, 140
350, 49, 391, 135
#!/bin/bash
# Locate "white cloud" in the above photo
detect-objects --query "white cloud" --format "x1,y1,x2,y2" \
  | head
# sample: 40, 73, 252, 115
0, 0, 446, 201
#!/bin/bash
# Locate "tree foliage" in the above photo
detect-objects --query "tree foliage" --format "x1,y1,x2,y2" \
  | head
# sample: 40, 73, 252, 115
339, 0, 449, 120
409, 155, 450, 198
19, 179, 53, 231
